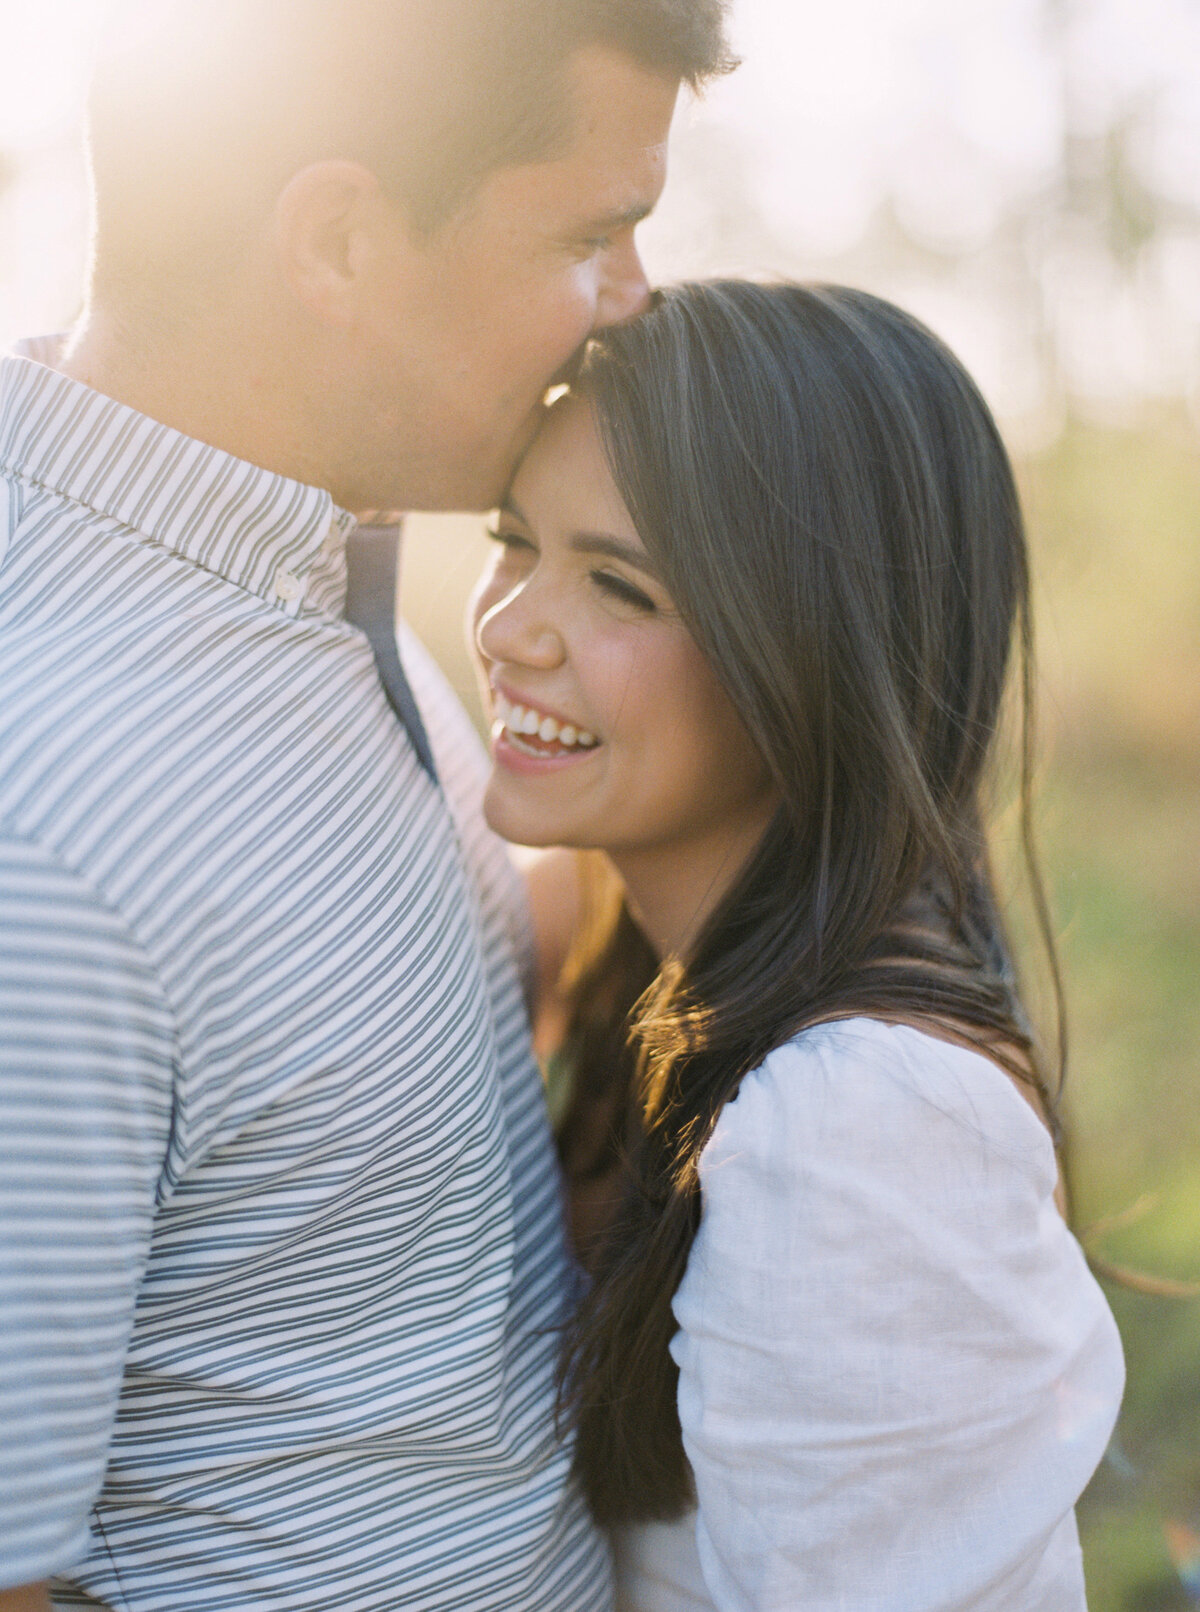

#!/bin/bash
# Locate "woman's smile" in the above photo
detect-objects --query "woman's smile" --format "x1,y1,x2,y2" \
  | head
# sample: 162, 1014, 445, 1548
471, 393, 778, 952
491, 685, 600, 766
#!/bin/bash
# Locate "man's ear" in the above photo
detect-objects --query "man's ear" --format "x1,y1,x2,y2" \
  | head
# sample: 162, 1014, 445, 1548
271, 160, 391, 327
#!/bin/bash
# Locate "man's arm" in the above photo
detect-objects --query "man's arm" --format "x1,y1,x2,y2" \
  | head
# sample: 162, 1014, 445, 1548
0, 835, 175, 1586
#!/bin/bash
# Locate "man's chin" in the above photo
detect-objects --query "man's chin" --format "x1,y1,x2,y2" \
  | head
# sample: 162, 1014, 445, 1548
447, 409, 549, 512
397, 453, 520, 516
354, 408, 552, 514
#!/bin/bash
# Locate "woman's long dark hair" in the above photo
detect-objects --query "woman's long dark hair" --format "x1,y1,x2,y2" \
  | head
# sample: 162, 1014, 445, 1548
554, 281, 1065, 1526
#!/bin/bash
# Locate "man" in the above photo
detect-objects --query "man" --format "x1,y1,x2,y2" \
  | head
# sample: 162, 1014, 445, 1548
0, 2, 732, 1605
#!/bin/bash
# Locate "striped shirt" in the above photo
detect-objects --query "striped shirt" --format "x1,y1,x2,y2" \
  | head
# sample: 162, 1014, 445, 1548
0, 341, 611, 1611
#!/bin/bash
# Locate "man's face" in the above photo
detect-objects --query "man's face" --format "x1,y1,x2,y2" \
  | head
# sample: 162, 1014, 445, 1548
345, 46, 679, 512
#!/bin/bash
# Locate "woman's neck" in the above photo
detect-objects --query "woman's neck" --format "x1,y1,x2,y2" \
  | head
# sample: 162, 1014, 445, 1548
609, 807, 776, 961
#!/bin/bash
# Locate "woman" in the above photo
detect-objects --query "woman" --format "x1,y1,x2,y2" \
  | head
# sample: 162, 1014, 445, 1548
470, 282, 1124, 1610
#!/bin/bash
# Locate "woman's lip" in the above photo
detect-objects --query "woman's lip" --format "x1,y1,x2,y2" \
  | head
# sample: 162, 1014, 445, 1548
492, 727, 601, 776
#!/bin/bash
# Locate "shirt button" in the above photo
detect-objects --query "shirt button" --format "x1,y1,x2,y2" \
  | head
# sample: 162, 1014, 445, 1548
274, 567, 303, 603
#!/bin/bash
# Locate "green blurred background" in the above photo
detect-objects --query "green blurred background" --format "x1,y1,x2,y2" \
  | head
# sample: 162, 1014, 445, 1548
3, 0, 1198, 1603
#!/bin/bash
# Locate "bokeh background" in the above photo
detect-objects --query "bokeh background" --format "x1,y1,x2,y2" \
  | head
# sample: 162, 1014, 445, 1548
2, 1, 1197, 1604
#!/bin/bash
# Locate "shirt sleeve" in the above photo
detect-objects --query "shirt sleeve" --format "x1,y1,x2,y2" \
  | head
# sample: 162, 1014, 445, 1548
0, 835, 176, 1587
670, 1019, 1124, 1612
399, 623, 538, 1003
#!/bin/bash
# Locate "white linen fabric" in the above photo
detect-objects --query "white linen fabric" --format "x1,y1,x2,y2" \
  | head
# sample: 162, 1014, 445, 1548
0, 342, 610, 1610
614, 1018, 1124, 1612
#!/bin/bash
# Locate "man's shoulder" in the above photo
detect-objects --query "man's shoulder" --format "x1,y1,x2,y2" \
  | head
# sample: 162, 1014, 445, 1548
0, 480, 329, 902
0, 484, 202, 803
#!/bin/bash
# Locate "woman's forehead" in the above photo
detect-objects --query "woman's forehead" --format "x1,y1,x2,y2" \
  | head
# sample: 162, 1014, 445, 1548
509, 395, 641, 542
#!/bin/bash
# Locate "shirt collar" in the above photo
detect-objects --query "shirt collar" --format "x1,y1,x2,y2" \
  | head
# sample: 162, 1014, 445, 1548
1, 337, 358, 617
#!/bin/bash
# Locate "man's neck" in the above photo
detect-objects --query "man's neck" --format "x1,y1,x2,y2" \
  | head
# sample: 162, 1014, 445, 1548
58, 307, 331, 493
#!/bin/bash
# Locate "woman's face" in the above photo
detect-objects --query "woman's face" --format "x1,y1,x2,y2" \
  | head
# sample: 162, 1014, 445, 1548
471, 396, 777, 906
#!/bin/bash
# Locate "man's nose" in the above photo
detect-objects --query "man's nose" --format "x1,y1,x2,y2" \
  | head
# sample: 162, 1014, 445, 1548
595, 235, 652, 329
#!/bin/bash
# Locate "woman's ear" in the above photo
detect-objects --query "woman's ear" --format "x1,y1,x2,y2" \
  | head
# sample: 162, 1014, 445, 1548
270, 159, 388, 327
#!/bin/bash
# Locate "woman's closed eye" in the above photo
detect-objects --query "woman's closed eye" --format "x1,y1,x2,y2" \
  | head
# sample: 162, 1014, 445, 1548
486, 523, 536, 554
484, 525, 540, 586
591, 569, 657, 612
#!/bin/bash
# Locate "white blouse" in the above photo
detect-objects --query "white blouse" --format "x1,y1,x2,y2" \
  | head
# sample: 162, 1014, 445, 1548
613, 1018, 1124, 1612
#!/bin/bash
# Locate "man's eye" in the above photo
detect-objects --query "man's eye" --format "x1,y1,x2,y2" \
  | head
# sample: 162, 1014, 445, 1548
592, 570, 655, 612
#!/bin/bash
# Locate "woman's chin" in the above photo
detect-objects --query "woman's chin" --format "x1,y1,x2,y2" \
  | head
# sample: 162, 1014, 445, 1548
482, 777, 569, 850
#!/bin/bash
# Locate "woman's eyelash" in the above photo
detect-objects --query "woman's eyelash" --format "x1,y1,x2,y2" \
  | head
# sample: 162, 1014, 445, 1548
486, 526, 534, 551
484, 530, 654, 609
592, 570, 656, 611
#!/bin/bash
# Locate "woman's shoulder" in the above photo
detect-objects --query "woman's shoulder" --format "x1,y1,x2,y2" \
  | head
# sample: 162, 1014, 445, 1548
703, 1016, 1057, 1202
674, 1049, 1121, 1612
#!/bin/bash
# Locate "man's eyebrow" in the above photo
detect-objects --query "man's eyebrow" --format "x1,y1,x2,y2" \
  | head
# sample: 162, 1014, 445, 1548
569, 532, 658, 576
573, 201, 654, 236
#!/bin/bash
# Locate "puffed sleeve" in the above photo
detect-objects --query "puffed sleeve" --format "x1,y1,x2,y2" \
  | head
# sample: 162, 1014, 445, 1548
670, 1018, 1124, 1612
0, 836, 176, 1587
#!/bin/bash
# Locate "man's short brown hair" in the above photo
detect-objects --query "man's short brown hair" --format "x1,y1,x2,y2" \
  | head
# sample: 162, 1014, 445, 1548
87, 0, 735, 305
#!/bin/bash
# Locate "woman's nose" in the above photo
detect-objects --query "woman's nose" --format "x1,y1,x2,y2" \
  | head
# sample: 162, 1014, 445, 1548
474, 586, 565, 671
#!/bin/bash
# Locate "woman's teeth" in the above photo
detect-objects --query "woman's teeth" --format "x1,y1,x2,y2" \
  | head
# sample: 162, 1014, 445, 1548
494, 692, 597, 753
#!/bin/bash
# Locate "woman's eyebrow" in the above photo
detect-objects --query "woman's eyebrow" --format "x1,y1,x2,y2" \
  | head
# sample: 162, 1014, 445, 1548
570, 532, 658, 576
499, 499, 658, 576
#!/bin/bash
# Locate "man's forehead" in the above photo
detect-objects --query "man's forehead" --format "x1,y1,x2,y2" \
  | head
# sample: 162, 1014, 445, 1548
454, 53, 676, 233
545, 124, 672, 222
556, 51, 677, 161
476, 131, 668, 235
